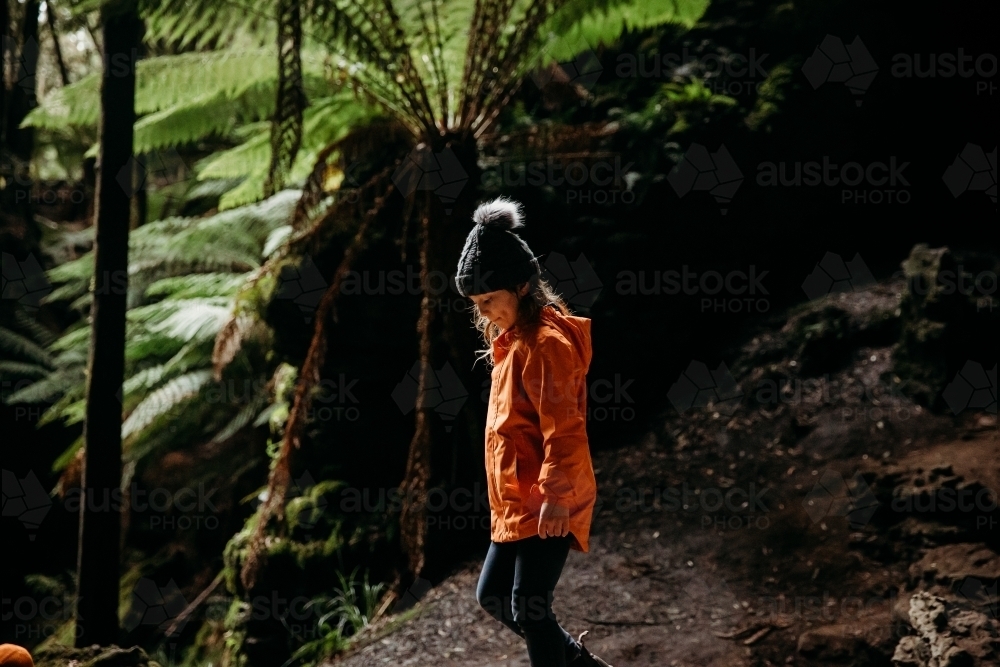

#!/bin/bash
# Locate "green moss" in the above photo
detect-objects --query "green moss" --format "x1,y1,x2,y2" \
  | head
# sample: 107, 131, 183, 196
892, 244, 994, 408
745, 61, 795, 131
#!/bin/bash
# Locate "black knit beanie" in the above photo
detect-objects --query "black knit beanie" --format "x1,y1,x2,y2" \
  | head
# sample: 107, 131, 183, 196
455, 197, 540, 296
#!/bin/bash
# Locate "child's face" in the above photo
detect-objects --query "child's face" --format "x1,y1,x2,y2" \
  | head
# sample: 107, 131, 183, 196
469, 284, 528, 330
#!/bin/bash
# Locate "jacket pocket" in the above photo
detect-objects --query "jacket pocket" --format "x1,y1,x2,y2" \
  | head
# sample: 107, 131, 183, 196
496, 435, 521, 505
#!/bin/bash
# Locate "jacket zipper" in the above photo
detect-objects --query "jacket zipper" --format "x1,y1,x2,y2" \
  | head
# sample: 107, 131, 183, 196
490, 348, 514, 533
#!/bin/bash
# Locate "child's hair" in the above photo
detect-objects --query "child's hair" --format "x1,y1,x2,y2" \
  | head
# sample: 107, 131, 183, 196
470, 273, 571, 367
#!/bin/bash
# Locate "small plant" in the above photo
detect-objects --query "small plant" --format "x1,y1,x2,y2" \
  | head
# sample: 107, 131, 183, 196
278, 567, 386, 667
329, 566, 387, 637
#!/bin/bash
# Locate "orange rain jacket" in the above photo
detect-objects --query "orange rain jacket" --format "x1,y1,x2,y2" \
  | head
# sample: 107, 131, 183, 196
485, 305, 597, 552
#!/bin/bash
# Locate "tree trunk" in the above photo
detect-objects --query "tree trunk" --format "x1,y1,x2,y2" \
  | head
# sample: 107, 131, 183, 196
1, 1, 40, 248
45, 3, 70, 87
397, 133, 483, 588
75, 1, 142, 648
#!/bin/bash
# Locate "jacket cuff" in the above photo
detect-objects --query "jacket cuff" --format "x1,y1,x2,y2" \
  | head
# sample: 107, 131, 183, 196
530, 483, 574, 504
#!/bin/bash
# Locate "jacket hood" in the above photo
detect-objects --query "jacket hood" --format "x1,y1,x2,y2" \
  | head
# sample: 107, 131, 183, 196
539, 306, 592, 372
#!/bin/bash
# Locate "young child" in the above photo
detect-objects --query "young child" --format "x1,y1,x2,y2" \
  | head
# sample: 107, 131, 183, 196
455, 197, 613, 667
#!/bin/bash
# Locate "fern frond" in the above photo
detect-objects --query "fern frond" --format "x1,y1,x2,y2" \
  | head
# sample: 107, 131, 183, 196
0, 360, 52, 379
211, 313, 259, 382
133, 87, 271, 153
141, 0, 273, 51
23, 50, 309, 134
5, 365, 83, 405
122, 364, 168, 411
0, 326, 55, 368
465, 0, 710, 135
122, 369, 214, 439
14, 308, 58, 348
199, 95, 379, 210
130, 297, 233, 345
541, 0, 709, 59
49, 324, 91, 356
211, 385, 270, 444
53, 437, 83, 472
145, 273, 249, 301
38, 385, 86, 427
56, 398, 87, 426
263, 226, 294, 258
305, 0, 435, 133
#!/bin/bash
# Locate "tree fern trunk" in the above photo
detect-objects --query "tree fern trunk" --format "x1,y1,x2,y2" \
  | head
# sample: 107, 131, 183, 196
398, 205, 435, 580
75, 1, 142, 648
397, 134, 481, 588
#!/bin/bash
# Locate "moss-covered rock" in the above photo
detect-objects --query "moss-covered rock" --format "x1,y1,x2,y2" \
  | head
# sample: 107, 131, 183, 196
892, 244, 998, 409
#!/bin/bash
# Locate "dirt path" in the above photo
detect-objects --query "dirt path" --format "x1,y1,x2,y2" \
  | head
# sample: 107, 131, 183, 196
326, 425, 997, 667
325, 523, 752, 667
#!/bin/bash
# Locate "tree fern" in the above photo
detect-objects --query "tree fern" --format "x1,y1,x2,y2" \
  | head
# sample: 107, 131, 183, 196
10, 191, 302, 468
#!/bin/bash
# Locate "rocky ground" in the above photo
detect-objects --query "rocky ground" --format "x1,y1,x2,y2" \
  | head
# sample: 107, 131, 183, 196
324, 272, 998, 667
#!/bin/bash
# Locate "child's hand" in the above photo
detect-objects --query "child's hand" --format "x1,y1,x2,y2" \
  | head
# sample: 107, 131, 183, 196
538, 501, 570, 539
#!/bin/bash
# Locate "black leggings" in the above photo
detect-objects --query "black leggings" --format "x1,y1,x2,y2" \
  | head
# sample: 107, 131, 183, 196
476, 534, 582, 667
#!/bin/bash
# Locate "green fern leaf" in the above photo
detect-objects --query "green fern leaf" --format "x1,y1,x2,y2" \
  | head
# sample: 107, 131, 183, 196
122, 369, 214, 439
0, 326, 55, 368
